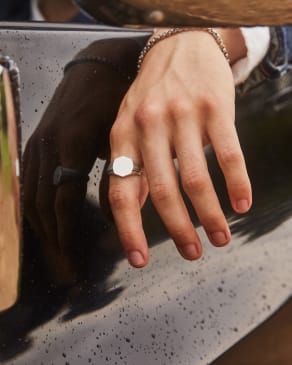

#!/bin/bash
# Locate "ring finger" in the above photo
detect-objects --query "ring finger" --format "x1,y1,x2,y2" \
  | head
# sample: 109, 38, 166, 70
175, 123, 231, 247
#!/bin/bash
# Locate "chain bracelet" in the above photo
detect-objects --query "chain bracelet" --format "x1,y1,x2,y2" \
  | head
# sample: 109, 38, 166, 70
137, 27, 230, 72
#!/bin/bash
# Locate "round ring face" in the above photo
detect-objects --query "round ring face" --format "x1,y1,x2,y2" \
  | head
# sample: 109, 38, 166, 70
112, 156, 135, 177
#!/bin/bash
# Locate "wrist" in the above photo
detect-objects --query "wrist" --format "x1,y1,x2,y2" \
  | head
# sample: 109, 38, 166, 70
151, 27, 247, 65
217, 28, 247, 65
139, 27, 232, 71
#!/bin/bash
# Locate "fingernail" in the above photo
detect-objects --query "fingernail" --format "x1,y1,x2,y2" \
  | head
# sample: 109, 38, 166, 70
180, 244, 200, 260
210, 231, 228, 246
128, 251, 145, 267
236, 199, 249, 213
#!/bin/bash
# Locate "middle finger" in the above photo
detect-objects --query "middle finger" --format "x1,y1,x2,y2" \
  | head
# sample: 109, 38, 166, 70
140, 130, 202, 260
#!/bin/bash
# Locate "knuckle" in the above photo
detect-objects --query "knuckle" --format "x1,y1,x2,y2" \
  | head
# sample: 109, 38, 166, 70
108, 187, 130, 210
198, 92, 233, 121
168, 98, 192, 119
172, 225, 194, 243
218, 147, 243, 167
182, 171, 207, 194
109, 121, 123, 147
202, 212, 223, 228
197, 93, 218, 116
118, 228, 138, 244
228, 180, 251, 196
134, 101, 162, 129
150, 182, 173, 203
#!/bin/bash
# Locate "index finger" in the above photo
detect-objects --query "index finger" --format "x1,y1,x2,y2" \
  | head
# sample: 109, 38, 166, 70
109, 174, 149, 268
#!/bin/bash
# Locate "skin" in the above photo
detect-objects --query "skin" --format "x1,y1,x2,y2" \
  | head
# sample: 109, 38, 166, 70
108, 28, 252, 267
38, 0, 80, 22
23, 28, 251, 274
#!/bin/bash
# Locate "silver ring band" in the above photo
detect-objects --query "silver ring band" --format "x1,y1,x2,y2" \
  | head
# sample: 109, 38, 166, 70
107, 156, 142, 177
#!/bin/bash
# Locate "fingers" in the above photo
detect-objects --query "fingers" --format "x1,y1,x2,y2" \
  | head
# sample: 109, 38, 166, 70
175, 124, 231, 247
108, 94, 252, 267
108, 122, 150, 267
109, 106, 204, 267
208, 116, 252, 214
140, 130, 202, 259
109, 174, 149, 268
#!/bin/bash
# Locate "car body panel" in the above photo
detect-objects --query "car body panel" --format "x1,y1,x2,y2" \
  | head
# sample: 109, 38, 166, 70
0, 24, 291, 365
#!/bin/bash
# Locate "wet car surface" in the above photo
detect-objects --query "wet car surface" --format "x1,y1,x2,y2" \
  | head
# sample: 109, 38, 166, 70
0, 23, 291, 365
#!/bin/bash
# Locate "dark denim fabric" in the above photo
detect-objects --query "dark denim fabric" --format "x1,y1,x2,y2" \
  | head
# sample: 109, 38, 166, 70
261, 26, 292, 78
237, 26, 292, 95
286, 26, 292, 63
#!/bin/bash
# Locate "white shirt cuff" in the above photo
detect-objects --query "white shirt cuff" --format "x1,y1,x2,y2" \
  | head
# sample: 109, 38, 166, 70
31, 0, 45, 21
232, 27, 270, 85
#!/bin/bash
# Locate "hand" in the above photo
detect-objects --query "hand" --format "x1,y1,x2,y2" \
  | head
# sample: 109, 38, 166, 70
23, 38, 142, 283
108, 28, 252, 268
